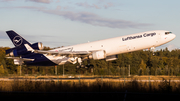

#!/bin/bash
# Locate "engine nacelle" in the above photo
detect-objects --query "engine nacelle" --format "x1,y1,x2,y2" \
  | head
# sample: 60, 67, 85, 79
6, 42, 43, 57
89, 50, 106, 60
106, 55, 118, 61
31, 42, 43, 50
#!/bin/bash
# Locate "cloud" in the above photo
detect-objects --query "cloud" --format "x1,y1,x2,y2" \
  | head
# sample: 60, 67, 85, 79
56, 0, 60, 3
76, 2, 100, 9
42, 9, 151, 29
104, 2, 114, 9
4, 6, 151, 29
16, 6, 46, 10
27, 0, 52, 4
56, 5, 61, 10
167, 44, 177, 51
76, 2, 116, 9
93, 4, 100, 9
0, 0, 15, 2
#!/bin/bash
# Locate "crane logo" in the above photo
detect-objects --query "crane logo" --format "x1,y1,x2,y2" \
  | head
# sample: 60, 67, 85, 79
13, 36, 23, 46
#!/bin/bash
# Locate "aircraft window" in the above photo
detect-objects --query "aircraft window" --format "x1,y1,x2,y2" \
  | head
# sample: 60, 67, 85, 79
165, 32, 172, 35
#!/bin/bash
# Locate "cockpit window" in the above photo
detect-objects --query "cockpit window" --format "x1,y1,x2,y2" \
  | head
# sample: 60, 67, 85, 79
165, 32, 172, 35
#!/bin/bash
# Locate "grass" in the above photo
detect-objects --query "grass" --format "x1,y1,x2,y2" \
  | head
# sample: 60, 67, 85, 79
1, 75, 180, 80
0, 78, 180, 93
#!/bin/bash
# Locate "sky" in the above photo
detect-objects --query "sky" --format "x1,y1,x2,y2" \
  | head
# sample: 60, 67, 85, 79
0, 0, 180, 51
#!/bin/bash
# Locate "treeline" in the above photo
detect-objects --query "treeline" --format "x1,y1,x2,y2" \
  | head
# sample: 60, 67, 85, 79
0, 47, 180, 76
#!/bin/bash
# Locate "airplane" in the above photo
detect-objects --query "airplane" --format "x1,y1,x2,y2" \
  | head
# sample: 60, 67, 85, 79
5, 30, 176, 68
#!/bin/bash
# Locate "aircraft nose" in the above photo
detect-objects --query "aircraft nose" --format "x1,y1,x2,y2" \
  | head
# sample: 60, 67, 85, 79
172, 34, 176, 39
169, 34, 176, 42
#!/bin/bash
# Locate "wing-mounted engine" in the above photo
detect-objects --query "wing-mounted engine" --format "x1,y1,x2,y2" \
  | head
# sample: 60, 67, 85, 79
89, 50, 118, 61
89, 50, 106, 60
106, 55, 118, 61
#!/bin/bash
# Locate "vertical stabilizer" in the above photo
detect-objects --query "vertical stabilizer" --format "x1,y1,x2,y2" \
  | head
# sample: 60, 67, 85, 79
6, 30, 31, 47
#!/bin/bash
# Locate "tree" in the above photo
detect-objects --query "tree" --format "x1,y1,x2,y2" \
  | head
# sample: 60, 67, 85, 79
174, 66, 180, 76
164, 65, 169, 75
5, 58, 17, 74
0, 65, 4, 74
120, 67, 125, 76
43, 46, 51, 50
146, 67, 150, 75
163, 47, 171, 57
115, 66, 120, 76
131, 53, 141, 75
139, 60, 147, 75
150, 67, 155, 75
158, 58, 164, 69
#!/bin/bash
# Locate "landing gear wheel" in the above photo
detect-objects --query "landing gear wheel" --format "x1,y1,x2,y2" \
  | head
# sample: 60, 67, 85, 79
76, 65, 85, 68
85, 64, 94, 68
76, 65, 80, 68
85, 66, 88, 69
89, 64, 94, 68
81, 64, 85, 68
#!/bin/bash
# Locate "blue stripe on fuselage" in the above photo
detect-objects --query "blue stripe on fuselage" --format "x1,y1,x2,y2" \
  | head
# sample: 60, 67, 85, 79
22, 53, 57, 66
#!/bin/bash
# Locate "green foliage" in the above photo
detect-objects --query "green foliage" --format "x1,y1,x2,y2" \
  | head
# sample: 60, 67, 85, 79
0, 65, 4, 74
138, 60, 146, 75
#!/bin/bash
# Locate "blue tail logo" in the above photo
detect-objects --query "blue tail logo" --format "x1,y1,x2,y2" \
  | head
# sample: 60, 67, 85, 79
6, 30, 31, 47
13, 36, 23, 46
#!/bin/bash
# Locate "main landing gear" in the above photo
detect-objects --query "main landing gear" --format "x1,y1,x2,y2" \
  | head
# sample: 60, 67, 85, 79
76, 64, 94, 69
76, 58, 94, 69
148, 47, 156, 55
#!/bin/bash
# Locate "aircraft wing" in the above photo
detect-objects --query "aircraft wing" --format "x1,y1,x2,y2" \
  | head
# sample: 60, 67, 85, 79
34, 50, 91, 56
24, 43, 91, 57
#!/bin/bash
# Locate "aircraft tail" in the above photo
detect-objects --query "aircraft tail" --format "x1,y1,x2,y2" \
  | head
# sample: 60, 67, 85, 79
6, 30, 31, 47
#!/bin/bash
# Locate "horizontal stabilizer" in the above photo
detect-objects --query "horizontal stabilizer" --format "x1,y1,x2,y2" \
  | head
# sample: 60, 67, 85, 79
6, 57, 34, 61
5, 48, 15, 54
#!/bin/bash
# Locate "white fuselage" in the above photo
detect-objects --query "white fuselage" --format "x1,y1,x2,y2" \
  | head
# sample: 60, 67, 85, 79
45, 30, 176, 65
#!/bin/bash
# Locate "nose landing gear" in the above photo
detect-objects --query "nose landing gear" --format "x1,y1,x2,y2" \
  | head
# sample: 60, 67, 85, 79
149, 47, 156, 55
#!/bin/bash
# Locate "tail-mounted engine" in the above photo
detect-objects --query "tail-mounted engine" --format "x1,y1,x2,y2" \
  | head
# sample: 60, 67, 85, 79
31, 42, 43, 50
9, 46, 30, 57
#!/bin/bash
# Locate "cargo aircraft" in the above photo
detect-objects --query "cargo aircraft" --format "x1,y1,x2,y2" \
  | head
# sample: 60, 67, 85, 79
5, 30, 176, 68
